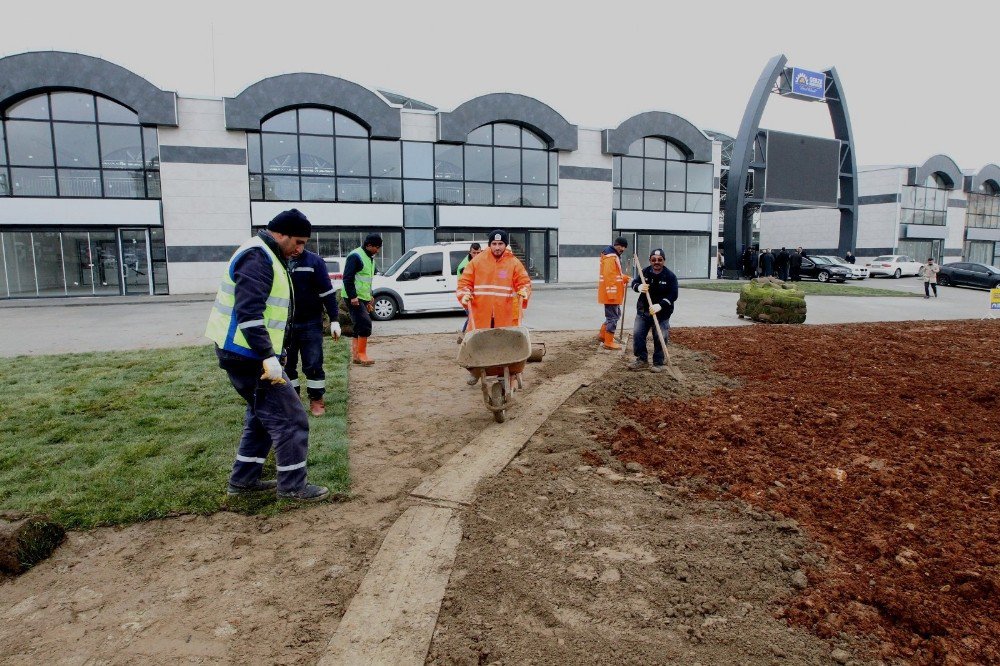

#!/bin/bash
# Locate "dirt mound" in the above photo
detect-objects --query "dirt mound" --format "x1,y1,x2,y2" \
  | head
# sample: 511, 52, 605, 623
605, 321, 1000, 664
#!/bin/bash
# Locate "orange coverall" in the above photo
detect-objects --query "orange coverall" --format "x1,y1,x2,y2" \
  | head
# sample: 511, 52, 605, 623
456, 247, 532, 329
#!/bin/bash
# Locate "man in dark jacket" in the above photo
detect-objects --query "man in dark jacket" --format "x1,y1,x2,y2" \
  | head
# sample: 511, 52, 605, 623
286, 249, 341, 417
845, 251, 856, 264
742, 247, 753, 278
776, 247, 790, 281
205, 209, 329, 502
760, 248, 775, 277
789, 247, 804, 281
628, 248, 679, 373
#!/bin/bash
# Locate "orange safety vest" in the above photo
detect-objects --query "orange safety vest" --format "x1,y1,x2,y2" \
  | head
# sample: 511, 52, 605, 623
598, 250, 628, 305
457, 248, 532, 329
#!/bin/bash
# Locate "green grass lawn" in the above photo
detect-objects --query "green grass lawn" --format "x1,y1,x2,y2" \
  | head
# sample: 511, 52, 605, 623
682, 280, 918, 297
0, 340, 350, 528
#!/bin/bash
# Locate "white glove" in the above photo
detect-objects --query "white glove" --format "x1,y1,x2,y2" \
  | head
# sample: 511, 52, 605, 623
461, 294, 472, 305
260, 356, 285, 384
639, 284, 649, 293
516, 288, 529, 300
330, 321, 341, 340
650, 304, 662, 315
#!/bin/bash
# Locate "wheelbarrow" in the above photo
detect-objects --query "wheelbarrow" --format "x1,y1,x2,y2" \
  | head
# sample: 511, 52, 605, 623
456, 323, 532, 423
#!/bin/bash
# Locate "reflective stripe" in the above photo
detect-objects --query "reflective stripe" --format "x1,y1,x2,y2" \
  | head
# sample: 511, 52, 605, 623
266, 296, 290, 307
220, 283, 236, 294
306, 379, 325, 389
276, 460, 307, 472
289, 378, 300, 388
238, 319, 266, 330
266, 319, 287, 331
355, 275, 373, 283
318, 288, 336, 297
214, 302, 234, 316
293, 267, 314, 272
236, 455, 266, 464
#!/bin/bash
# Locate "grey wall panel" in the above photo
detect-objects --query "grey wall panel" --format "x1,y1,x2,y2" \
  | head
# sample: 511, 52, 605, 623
437, 93, 577, 150
602, 111, 712, 162
858, 193, 901, 205
225, 73, 401, 139
559, 166, 612, 182
912, 154, 963, 188
559, 244, 609, 257
160, 146, 247, 165
947, 198, 968, 209
0, 51, 177, 126
168, 246, 238, 262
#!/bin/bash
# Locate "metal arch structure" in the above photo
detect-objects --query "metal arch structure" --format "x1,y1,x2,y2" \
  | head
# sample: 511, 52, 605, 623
723, 54, 859, 274
912, 154, 963, 189
970, 164, 1000, 193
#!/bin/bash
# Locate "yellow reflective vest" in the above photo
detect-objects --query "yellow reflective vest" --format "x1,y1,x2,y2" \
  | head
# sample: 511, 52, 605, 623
205, 236, 291, 359
340, 247, 375, 301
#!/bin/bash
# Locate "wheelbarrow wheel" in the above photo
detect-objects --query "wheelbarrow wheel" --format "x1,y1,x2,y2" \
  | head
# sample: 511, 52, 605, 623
493, 408, 506, 423
489, 381, 506, 423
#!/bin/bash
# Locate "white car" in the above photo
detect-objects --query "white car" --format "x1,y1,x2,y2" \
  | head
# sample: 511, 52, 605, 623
323, 256, 345, 291
866, 255, 923, 279
369, 242, 473, 320
829, 256, 869, 279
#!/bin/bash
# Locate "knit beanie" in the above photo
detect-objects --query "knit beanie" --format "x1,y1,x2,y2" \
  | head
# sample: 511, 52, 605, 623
488, 229, 509, 246
267, 209, 311, 237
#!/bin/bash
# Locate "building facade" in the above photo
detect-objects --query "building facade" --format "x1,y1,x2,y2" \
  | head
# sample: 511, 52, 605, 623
0, 51, 721, 299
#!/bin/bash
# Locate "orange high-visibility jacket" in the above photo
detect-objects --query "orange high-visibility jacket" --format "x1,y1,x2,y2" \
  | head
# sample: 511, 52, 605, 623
456, 248, 532, 329
598, 250, 628, 305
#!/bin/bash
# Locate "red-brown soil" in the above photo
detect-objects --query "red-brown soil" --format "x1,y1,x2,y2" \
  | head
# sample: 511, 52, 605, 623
604, 321, 999, 665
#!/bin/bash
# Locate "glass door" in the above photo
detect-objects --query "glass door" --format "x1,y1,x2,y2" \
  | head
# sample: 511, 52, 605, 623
119, 228, 152, 295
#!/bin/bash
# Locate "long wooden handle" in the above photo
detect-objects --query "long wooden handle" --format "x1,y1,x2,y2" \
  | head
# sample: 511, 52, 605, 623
633, 255, 670, 354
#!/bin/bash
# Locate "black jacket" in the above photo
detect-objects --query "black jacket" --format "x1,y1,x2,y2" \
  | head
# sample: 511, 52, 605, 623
342, 248, 377, 300
776, 250, 789, 269
631, 266, 678, 318
289, 250, 338, 324
790, 252, 803, 270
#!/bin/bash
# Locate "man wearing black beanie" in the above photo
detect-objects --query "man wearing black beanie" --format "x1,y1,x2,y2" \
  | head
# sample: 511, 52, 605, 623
340, 233, 383, 366
205, 208, 329, 501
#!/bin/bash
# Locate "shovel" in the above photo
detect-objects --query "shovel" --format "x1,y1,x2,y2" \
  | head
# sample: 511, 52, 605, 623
617, 270, 632, 357
632, 254, 685, 382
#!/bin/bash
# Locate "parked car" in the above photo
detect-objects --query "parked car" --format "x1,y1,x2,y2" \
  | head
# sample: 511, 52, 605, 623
936, 262, 1000, 289
799, 255, 851, 283
323, 256, 345, 291
369, 242, 473, 321
867, 255, 923, 278
829, 256, 868, 279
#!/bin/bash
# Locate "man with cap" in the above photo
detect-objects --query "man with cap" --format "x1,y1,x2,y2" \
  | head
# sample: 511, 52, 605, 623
285, 246, 341, 417
629, 248, 679, 373
341, 233, 382, 366
456, 229, 532, 384
205, 209, 329, 502
597, 236, 630, 350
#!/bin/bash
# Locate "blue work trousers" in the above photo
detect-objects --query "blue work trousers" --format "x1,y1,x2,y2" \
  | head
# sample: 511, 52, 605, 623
632, 311, 670, 366
219, 353, 310, 493
285, 321, 326, 399
604, 304, 622, 335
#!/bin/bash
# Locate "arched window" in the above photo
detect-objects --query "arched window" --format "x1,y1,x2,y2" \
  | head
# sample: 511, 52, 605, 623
612, 137, 712, 213
247, 107, 402, 203
901, 173, 949, 227
0, 91, 159, 199
967, 180, 1000, 231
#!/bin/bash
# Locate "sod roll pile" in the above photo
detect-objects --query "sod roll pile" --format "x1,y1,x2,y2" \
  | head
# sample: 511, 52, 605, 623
0, 513, 65, 574
736, 277, 807, 323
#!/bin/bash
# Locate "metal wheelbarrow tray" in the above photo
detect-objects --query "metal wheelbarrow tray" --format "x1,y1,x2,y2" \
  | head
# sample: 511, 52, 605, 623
456, 326, 532, 423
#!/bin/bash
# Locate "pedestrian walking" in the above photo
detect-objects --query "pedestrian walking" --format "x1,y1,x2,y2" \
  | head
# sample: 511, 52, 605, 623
628, 248, 678, 373
716, 247, 725, 279
341, 233, 382, 366
285, 248, 341, 417
205, 209, 329, 502
597, 236, 630, 350
761, 248, 775, 277
920, 257, 940, 298
776, 247, 789, 281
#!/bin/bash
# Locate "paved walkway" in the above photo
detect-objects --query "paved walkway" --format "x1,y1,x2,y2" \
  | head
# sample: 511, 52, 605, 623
1, 278, 993, 357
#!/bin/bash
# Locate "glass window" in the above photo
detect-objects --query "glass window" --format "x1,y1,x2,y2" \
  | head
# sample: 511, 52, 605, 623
494, 148, 519, 182
3, 231, 38, 295
265, 174, 300, 200
0, 122, 6, 165
435, 144, 463, 180
665, 142, 685, 160
522, 150, 547, 184
370, 140, 400, 178
522, 128, 545, 149
644, 159, 664, 189
404, 204, 434, 228
644, 190, 665, 211
612, 157, 621, 187
146, 171, 161, 198
371, 178, 402, 203
142, 127, 159, 169
6, 121, 54, 166
435, 181, 463, 204
58, 169, 102, 197
103, 170, 145, 198
54, 123, 99, 168
299, 135, 335, 176
467, 125, 492, 145
495, 183, 520, 206
621, 157, 642, 189
262, 134, 299, 174
96, 97, 138, 124
549, 153, 558, 183
404, 179, 433, 203
418, 252, 443, 277
621, 190, 642, 210
11, 168, 57, 196
687, 163, 713, 193
51, 92, 95, 122
337, 177, 370, 202
687, 193, 712, 213
247, 133, 262, 173
298, 108, 333, 134
402, 142, 432, 179
301, 176, 337, 201
99, 125, 143, 169
8, 96, 50, 120
465, 181, 492, 205
494, 123, 520, 147
522, 185, 547, 207
626, 139, 644, 157
335, 113, 367, 137
665, 191, 685, 211
644, 137, 666, 159
337, 137, 369, 177
464, 145, 492, 181
665, 161, 685, 191
262, 110, 297, 133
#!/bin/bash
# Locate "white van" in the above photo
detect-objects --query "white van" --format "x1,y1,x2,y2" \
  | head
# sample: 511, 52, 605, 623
370, 242, 475, 321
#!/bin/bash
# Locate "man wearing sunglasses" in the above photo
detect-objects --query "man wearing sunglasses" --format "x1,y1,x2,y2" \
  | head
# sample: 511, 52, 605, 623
629, 248, 679, 373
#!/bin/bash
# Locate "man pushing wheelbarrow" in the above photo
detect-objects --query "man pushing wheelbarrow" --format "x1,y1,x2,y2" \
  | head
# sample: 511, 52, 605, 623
456, 229, 533, 422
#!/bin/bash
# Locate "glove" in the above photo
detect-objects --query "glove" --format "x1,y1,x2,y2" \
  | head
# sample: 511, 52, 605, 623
650, 304, 662, 315
260, 356, 285, 385
461, 294, 472, 305
639, 284, 649, 293
366, 302, 374, 313
330, 321, 341, 340
516, 288, 529, 300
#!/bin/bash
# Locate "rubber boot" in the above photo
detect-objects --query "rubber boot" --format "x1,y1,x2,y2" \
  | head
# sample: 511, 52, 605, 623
350, 337, 359, 363
602, 330, 622, 350
354, 337, 375, 366
596, 323, 606, 343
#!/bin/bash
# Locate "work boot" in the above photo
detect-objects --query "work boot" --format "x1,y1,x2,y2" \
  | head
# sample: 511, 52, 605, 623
277, 484, 330, 502
650, 364, 663, 373
309, 398, 326, 417
602, 330, 622, 351
353, 337, 375, 366
596, 323, 607, 343
628, 358, 647, 371
227, 479, 278, 496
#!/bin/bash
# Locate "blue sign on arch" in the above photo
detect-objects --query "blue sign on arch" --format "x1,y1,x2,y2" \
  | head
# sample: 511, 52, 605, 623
790, 67, 826, 100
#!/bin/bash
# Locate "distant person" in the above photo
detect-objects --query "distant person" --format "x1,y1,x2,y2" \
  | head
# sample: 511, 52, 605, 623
845, 251, 856, 265
920, 257, 939, 298
789, 247, 804, 281
341, 233, 383, 366
741, 247, 753, 279
751, 247, 761, 277
760, 248, 775, 277
716, 247, 725, 279
628, 249, 678, 374
597, 236, 630, 351
776, 247, 790, 281
455, 242, 483, 344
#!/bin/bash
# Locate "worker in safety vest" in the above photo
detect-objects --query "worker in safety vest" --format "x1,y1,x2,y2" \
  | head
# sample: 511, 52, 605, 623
205, 209, 329, 502
456, 229, 532, 384
341, 233, 382, 366
455, 242, 483, 344
597, 236, 630, 350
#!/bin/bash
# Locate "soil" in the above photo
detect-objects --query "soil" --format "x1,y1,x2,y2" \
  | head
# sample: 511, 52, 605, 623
607, 321, 1000, 665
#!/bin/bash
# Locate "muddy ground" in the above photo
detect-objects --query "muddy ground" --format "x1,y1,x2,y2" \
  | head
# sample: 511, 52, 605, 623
2, 322, 996, 664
